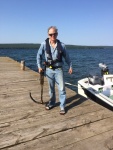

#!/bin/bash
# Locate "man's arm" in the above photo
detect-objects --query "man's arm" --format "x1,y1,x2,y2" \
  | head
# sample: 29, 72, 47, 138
36, 43, 44, 73
62, 44, 73, 74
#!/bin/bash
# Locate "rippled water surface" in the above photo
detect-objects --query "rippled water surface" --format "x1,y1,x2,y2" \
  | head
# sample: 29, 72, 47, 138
1, 48, 113, 91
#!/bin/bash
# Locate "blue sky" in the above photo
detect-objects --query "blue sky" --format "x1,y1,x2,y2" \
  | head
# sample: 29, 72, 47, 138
0, 0, 113, 46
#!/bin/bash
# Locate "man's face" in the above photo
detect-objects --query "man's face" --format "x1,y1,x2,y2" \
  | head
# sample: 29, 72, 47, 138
48, 28, 58, 41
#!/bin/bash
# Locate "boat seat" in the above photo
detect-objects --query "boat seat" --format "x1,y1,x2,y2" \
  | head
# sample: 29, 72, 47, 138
88, 75, 101, 85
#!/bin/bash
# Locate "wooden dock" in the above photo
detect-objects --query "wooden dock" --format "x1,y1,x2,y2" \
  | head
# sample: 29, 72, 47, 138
0, 57, 113, 150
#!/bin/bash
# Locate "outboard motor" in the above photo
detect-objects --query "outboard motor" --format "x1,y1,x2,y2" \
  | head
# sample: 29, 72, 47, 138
99, 63, 109, 76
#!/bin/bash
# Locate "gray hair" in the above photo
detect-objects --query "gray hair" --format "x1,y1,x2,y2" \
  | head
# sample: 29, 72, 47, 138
47, 26, 58, 33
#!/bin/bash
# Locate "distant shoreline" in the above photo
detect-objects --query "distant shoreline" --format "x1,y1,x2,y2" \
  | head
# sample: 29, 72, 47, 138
0, 43, 113, 49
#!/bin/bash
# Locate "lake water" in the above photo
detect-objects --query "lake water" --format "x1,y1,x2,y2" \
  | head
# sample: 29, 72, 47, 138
1, 48, 113, 91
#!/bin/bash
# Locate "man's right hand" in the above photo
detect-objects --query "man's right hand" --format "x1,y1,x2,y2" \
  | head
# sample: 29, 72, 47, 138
38, 68, 43, 73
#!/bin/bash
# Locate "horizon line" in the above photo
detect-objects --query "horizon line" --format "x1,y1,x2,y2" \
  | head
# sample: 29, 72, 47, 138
0, 43, 113, 47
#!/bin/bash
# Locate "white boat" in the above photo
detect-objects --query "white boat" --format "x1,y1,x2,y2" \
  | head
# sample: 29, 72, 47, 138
78, 63, 113, 109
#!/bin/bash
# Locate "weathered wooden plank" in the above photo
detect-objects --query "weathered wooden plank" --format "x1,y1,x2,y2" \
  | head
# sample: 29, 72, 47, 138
0, 95, 100, 123
0, 107, 113, 149
2, 116, 113, 150
0, 103, 106, 129
0, 72, 39, 84
62, 130, 113, 150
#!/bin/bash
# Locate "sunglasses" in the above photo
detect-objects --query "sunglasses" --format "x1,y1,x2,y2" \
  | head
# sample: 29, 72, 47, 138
49, 33, 57, 36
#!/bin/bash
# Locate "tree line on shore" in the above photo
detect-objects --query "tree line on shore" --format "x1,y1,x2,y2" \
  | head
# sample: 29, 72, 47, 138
0, 44, 40, 49
0, 43, 113, 49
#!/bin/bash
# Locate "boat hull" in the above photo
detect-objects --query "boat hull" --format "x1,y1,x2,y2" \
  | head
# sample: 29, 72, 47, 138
78, 76, 113, 109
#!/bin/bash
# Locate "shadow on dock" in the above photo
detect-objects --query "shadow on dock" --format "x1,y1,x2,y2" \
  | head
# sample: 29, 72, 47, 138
66, 94, 88, 112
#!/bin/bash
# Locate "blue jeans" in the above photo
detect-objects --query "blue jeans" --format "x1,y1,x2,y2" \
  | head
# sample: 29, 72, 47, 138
46, 68, 66, 109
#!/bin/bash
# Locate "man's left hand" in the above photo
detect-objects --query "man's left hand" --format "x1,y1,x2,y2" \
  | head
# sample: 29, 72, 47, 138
68, 68, 73, 74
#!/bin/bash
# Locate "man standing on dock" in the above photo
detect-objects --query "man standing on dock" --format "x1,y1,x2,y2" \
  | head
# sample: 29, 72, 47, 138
37, 26, 72, 115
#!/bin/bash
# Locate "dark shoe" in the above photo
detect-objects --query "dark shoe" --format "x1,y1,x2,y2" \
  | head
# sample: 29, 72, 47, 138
45, 103, 55, 110
60, 108, 65, 115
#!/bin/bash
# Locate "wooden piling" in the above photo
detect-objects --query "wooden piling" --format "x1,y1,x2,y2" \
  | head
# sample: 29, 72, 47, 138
20, 60, 25, 70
